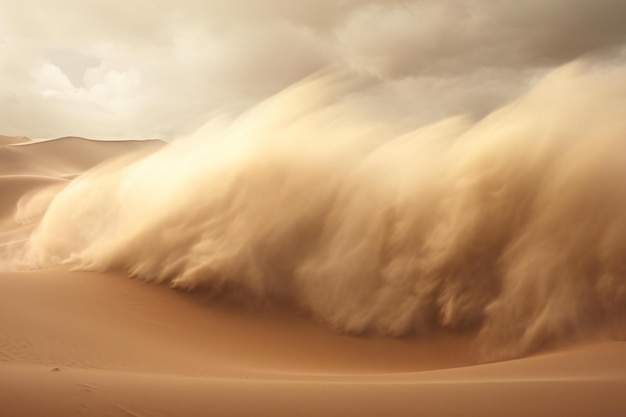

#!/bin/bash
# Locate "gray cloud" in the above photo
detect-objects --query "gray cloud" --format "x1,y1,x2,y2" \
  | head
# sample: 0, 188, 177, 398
1, 0, 625, 139
336, 0, 626, 78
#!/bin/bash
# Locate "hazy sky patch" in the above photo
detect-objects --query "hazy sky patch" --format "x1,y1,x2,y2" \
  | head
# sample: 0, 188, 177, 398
1, 0, 625, 139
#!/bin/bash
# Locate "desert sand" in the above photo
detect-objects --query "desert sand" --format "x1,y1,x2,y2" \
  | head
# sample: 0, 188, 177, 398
1, 135, 626, 417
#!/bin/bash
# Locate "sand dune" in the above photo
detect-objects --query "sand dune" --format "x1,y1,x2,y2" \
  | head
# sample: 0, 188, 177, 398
0, 268, 624, 417
0, 135, 30, 146
0, 268, 477, 374
0, 136, 164, 177
0, 176, 67, 226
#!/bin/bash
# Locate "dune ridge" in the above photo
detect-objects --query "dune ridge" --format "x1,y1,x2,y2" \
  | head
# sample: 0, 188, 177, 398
0, 135, 30, 146
0, 136, 165, 177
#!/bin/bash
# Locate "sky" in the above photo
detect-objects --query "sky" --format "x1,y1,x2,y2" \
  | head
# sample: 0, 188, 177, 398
1, 0, 625, 140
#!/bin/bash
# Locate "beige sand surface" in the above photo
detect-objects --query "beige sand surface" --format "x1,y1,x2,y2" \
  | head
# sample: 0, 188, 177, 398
0, 268, 625, 417
0, 135, 30, 146
0, 136, 164, 177
1, 137, 625, 417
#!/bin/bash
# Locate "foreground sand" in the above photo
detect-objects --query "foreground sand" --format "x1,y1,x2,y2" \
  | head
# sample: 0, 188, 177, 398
1, 268, 625, 417
1, 137, 626, 416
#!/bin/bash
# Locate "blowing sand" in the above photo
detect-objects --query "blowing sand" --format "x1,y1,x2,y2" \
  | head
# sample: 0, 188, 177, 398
2, 63, 626, 417
1, 142, 625, 417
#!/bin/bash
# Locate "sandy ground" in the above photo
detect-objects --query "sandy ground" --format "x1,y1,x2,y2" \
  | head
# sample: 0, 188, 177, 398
1, 136, 625, 417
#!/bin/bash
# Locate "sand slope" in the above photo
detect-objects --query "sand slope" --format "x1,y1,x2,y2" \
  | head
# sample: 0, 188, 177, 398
0, 269, 625, 417
0, 135, 30, 146
0, 137, 164, 177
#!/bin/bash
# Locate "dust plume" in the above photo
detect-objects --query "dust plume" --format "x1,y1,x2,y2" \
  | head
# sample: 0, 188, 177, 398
13, 60, 626, 358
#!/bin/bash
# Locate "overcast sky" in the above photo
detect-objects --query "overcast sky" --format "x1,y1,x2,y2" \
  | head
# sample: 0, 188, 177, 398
1, 0, 625, 140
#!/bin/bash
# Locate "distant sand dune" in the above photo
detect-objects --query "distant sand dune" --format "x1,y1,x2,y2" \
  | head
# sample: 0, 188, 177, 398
0, 136, 164, 177
0, 135, 30, 146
